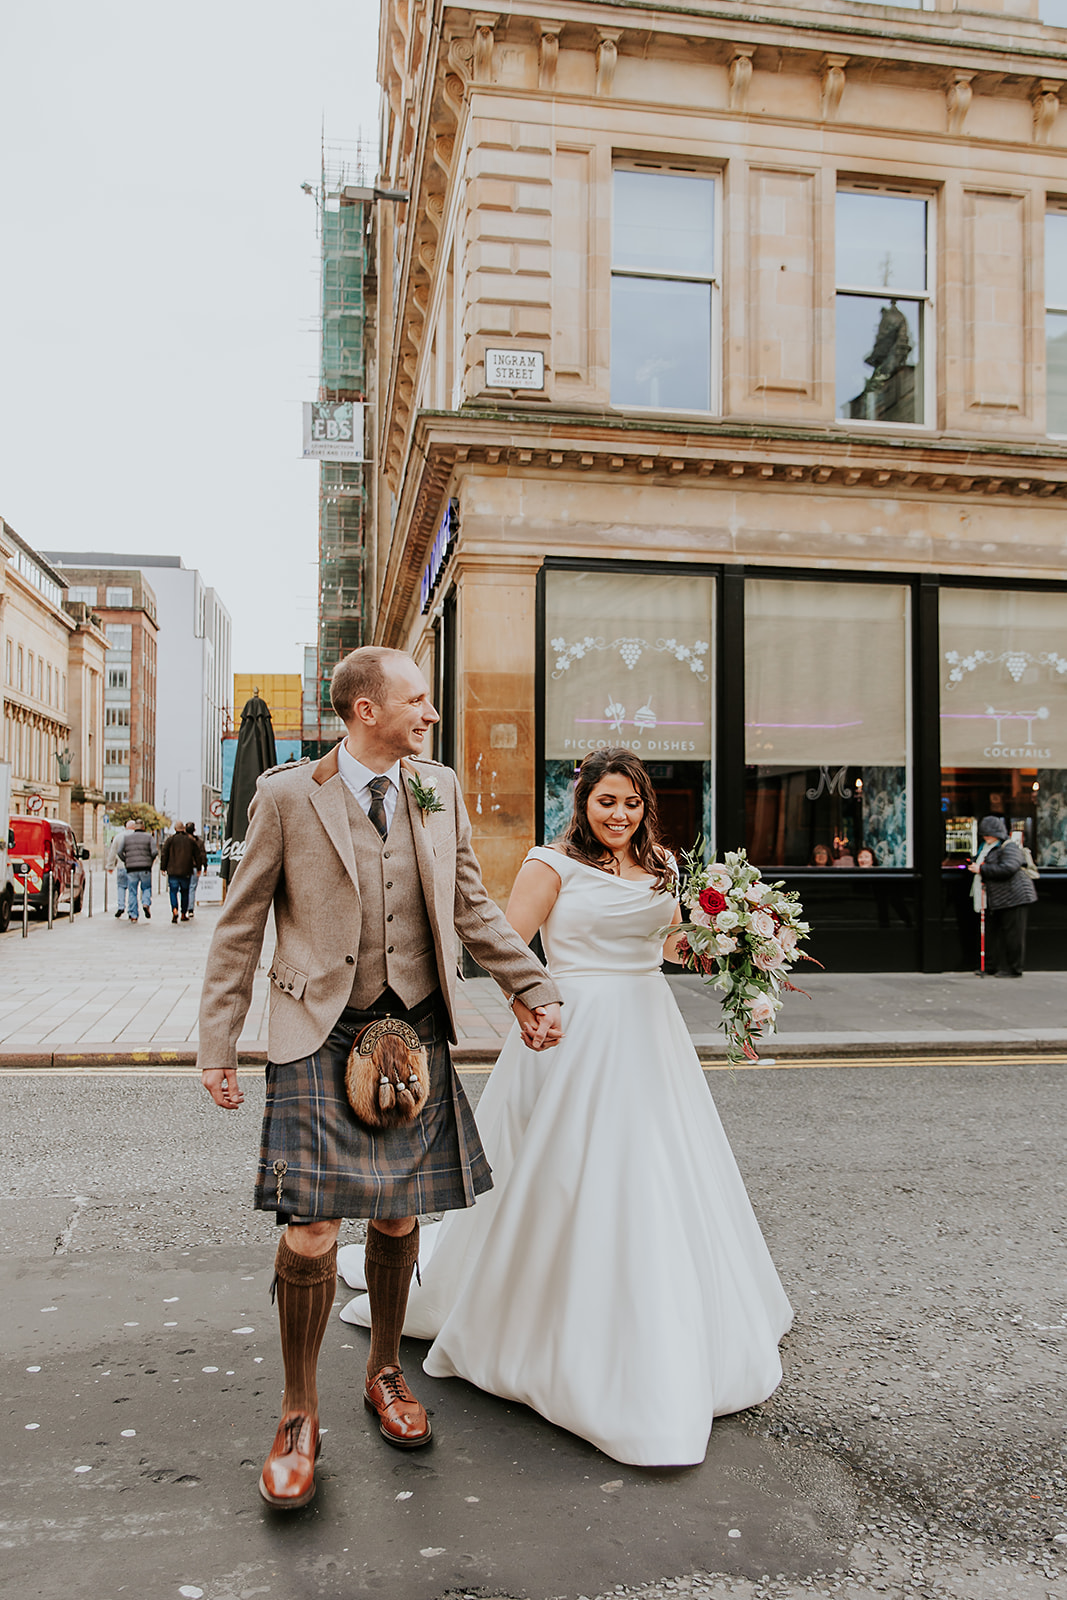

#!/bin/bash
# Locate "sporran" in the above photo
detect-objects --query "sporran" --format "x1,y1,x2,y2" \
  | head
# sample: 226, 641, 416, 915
345, 1016, 430, 1129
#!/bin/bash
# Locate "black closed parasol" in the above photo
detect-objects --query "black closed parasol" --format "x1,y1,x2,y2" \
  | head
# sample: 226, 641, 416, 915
220, 693, 277, 883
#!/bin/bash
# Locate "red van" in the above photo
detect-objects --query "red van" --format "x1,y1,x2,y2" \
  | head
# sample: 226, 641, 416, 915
9, 816, 88, 918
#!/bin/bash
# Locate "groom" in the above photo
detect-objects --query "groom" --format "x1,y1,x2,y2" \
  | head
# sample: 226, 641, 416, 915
198, 645, 562, 1508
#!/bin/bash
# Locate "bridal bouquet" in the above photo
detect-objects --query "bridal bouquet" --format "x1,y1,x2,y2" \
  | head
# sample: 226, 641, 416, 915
670, 846, 814, 1063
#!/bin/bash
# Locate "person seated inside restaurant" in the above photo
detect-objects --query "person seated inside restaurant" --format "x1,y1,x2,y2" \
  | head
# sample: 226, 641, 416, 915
811, 843, 831, 867
856, 847, 875, 868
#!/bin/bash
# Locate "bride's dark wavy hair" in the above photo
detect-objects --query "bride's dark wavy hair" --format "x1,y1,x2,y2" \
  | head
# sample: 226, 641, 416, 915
558, 748, 676, 893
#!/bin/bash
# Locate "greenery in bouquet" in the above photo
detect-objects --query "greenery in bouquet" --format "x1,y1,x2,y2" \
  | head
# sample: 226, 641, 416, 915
669, 844, 815, 1063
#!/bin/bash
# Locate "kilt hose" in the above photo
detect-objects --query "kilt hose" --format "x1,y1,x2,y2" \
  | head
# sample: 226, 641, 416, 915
254, 990, 492, 1222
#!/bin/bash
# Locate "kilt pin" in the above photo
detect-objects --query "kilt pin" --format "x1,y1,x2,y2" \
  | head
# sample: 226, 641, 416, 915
197, 734, 560, 1502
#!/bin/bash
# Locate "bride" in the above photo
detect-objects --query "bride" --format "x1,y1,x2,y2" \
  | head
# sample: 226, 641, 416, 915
337, 748, 792, 1467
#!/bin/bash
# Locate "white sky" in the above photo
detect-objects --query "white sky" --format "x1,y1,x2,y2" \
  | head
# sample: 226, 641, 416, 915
0, 1, 380, 676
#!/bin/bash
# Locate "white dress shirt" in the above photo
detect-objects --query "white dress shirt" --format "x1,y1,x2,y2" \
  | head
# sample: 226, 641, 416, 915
337, 741, 402, 832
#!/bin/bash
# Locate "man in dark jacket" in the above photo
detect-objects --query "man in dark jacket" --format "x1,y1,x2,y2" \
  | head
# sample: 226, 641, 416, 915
117, 820, 158, 923
161, 825, 200, 922
970, 815, 1037, 977
185, 823, 208, 917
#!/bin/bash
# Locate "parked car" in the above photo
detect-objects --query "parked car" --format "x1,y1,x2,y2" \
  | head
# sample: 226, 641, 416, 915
9, 815, 89, 918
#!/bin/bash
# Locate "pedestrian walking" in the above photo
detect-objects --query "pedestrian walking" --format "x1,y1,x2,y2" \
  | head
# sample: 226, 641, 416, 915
969, 815, 1037, 977
185, 822, 207, 916
160, 825, 199, 922
117, 819, 158, 922
106, 821, 134, 919
197, 645, 562, 1511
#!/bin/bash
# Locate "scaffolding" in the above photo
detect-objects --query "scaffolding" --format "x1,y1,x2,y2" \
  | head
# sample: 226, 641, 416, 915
306, 149, 373, 745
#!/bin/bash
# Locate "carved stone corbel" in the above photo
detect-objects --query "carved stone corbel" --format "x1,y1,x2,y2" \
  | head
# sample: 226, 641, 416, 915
1033, 80, 1061, 144
418, 239, 437, 275
596, 31, 621, 98
432, 134, 455, 176
447, 35, 474, 84
946, 73, 974, 137
425, 192, 445, 234
472, 14, 498, 84
820, 55, 847, 122
443, 74, 467, 121
539, 22, 561, 91
728, 47, 755, 114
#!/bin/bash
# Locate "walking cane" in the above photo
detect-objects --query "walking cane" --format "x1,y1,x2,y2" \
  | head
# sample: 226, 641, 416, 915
979, 880, 986, 974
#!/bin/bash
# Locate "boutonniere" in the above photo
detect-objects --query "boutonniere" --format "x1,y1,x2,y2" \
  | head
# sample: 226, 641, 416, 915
406, 768, 445, 826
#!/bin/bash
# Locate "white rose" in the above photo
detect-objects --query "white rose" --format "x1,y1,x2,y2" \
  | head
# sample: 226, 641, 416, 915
715, 908, 740, 932
747, 992, 776, 1026
716, 934, 738, 955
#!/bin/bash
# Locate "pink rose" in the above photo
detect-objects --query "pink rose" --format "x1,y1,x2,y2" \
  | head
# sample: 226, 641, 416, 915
751, 908, 776, 938
688, 905, 713, 928
747, 993, 775, 1026
744, 883, 766, 904
708, 869, 732, 893
779, 926, 798, 954
716, 934, 738, 955
752, 939, 785, 971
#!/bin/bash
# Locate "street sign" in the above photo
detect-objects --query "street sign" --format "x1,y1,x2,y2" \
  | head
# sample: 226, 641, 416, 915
26, 794, 43, 813
210, 799, 223, 818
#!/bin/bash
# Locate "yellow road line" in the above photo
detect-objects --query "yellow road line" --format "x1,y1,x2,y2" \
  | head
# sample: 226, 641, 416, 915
0, 1054, 1064, 1078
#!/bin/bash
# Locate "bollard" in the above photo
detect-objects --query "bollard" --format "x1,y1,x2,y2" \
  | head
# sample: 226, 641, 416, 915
21, 878, 28, 938
47, 874, 54, 930
88, 868, 94, 919
104, 870, 108, 914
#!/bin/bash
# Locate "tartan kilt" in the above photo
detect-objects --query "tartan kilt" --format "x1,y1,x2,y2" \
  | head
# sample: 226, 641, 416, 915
253, 998, 492, 1222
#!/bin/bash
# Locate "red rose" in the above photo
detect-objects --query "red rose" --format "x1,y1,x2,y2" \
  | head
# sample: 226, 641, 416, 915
698, 886, 727, 916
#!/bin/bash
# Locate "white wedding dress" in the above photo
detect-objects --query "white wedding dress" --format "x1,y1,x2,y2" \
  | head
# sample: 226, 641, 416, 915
337, 846, 793, 1467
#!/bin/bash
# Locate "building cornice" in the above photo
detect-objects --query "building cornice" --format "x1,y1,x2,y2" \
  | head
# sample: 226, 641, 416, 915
375, 405, 1067, 640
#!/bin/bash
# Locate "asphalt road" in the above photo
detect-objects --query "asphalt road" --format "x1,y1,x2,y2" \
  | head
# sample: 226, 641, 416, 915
2, 1060, 1065, 1600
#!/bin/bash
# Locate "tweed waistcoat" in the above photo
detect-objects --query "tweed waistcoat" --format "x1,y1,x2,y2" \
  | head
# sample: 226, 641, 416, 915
343, 782, 439, 1009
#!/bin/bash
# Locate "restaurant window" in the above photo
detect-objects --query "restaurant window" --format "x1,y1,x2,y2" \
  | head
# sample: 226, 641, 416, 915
543, 568, 716, 858
1046, 209, 1067, 434
745, 579, 912, 867
611, 166, 718, 412
836, 188, 930, 426
940, 587, 1067, 867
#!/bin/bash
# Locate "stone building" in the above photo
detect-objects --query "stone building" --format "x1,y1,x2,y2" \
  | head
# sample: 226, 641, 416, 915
45, 553, 231, 831
55, 569, 159, 810
0, 521, 108, 843
370, 0, 1067, 970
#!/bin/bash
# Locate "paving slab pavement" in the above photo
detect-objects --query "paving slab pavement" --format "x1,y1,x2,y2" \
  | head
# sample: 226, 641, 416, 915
2, 869, 1065, 1064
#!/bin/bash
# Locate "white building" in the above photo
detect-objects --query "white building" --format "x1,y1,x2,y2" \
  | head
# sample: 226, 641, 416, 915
44, 551, 232, 832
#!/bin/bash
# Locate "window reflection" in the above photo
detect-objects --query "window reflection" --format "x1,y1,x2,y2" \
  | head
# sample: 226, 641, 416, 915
611, 168, 716, 411
836, 191, 928, 426
612, 277, 712, 410
1046, 214, 1067, 433
837, 295, 923, 423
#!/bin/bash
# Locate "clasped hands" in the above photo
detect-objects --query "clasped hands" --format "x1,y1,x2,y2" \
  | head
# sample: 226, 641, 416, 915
511, 997, 564, 1052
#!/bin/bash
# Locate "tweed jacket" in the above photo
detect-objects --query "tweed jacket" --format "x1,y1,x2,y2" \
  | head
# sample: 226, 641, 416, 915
197, 745, 561, 1074
980, 839, 1038, 911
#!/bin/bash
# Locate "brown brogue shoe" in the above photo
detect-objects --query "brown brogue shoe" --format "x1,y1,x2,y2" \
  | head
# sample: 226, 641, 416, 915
364, 1365, 432, 1448
258, 1412, 321, 1508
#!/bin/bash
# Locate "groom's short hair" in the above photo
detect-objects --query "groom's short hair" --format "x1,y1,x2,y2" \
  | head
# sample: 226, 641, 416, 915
331, 646, 410, 722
